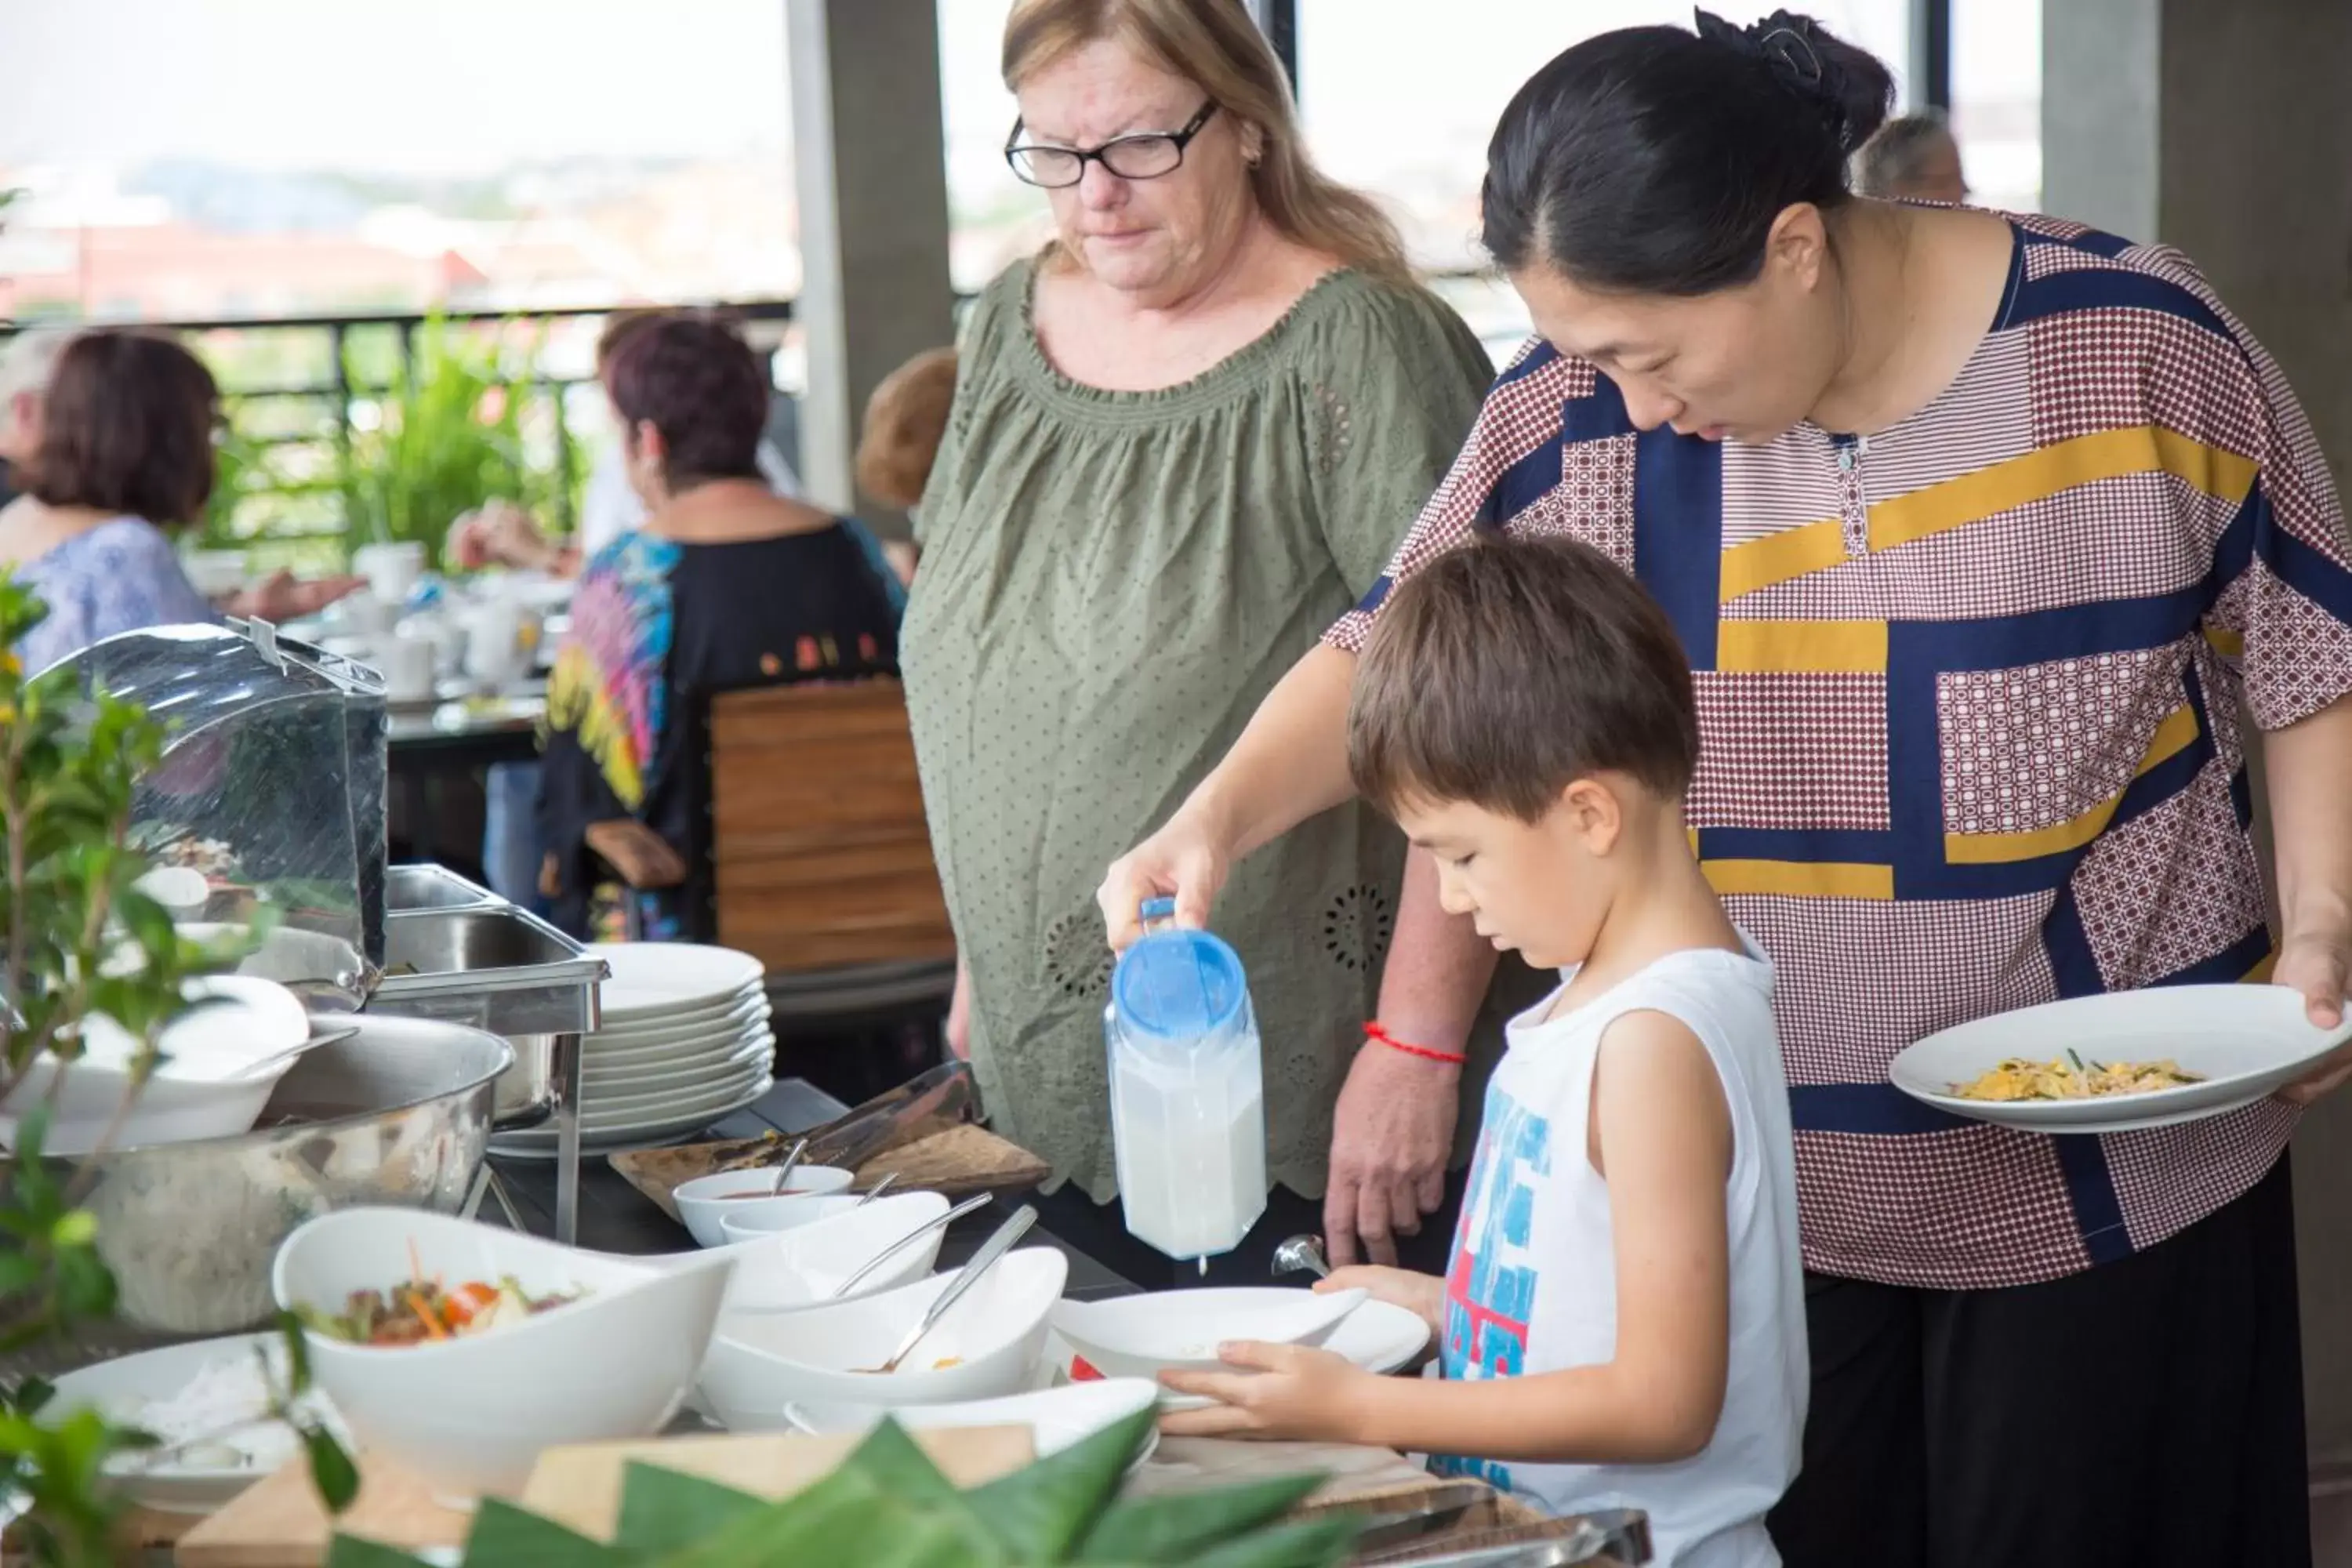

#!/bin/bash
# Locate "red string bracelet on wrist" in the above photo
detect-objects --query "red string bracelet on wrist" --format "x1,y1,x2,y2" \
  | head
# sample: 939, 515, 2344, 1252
1366, 1022, 1468, 1065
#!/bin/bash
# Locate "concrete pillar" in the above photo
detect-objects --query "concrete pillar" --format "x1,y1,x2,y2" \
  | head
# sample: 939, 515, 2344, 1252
786, 0, 956, 537
2042, 0, 2352, 488
2040, 0, 2162, 241
2047, 0, 2352, 1475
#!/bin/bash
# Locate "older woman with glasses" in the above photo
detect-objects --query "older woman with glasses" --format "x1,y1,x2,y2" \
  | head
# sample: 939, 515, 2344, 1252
900, 0, 1503, 1287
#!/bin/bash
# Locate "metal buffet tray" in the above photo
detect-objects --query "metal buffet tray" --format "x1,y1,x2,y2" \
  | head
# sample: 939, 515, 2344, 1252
386, 862, 506, 913
1370, 1509, 1651, 1567
365, 878, 606, 1243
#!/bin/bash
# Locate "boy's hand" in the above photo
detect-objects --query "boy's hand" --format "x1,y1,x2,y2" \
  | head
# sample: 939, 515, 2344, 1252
1321, 1266, 1444, 1337
1156, 1341, 1376, 1441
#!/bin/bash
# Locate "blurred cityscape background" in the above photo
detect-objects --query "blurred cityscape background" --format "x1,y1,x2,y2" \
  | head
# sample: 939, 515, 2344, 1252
0, 0, 2041, 565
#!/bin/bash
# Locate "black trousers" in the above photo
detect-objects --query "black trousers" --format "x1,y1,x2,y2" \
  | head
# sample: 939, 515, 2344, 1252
1030, 1168, 1470, 1291
1769, 1156, 2310, 1568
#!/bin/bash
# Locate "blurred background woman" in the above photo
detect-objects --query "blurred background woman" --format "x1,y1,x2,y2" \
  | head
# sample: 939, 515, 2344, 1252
0, 329, 356, 671
535, 310, 898, 943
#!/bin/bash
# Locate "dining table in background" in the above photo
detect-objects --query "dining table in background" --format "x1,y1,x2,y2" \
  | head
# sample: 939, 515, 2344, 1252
384, 689, 546, 884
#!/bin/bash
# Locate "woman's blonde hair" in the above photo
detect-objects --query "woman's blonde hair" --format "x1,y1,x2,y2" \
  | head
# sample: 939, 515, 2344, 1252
1003, 0, 1410, 285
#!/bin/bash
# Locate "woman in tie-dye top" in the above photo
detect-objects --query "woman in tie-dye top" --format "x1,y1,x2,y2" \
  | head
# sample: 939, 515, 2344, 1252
537, 313, 895, 942
1103, 13, 2350, 1568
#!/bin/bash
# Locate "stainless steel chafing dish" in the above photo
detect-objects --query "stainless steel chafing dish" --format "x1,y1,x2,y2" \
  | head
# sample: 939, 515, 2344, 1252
49, 621, 606, 1245
368, 890, 604, 1242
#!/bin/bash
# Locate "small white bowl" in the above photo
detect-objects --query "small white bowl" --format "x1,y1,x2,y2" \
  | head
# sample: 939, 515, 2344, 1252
1049, 1287, 1367, 1379
713, 1192, 868, 1248
783, 1377, 1162, 1465
698, 1248, 1068, 1432
674, 1167, 856, 1249
272, 1209, 733, 1497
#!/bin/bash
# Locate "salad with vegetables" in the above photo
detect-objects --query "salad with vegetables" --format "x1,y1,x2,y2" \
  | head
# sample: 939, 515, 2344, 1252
297, 1256, 588, 1348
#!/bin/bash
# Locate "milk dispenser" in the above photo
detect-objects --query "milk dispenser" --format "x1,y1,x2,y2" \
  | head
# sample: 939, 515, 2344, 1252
1103, 897, 1268, 1262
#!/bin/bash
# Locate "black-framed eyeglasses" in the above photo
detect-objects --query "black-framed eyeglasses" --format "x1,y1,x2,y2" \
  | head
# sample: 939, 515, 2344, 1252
1004, 101, 1219, 189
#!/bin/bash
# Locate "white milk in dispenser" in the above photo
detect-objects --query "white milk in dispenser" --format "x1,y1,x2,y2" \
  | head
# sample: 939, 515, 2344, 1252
1103, 897, 1268, 1263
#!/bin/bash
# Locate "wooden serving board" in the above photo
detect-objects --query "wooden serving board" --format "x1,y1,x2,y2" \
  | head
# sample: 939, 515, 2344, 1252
612, 1119, 1050, 1221
520, 1426, 1032, 1542
171, 1426, 1035, 1567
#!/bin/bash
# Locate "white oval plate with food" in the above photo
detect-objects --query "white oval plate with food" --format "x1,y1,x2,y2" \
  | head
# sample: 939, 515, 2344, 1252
1888, 984, 2352, 1134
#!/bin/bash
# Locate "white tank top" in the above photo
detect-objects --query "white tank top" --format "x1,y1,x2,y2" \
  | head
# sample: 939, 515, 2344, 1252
1434, 936, 1806, 1568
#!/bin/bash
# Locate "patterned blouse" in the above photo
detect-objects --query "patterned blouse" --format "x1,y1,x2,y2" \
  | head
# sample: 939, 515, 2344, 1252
538, 524, 898, 943
1330, 213, 2352, 1290
10, 517, 216, 674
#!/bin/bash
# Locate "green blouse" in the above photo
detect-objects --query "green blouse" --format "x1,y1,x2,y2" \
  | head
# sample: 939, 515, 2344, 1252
902, 258, 1496, 1203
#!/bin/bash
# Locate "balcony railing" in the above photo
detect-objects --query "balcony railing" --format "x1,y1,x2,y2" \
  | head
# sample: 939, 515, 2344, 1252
2, 270, 1526, 572
3, 299, 798, 572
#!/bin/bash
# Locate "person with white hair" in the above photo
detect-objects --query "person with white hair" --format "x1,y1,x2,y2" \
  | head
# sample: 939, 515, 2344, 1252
0, 327, 72, 508
1854, 111, 1969, 203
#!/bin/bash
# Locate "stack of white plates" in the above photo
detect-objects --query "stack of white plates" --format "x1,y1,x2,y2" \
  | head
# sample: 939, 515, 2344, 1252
490, 943, 775, 1159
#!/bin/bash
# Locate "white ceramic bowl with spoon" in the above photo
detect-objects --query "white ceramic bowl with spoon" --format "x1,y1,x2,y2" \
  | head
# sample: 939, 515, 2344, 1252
696, 1247, 1067, 1432
613, 1192, 953, 1312
1, 976, 315, 1156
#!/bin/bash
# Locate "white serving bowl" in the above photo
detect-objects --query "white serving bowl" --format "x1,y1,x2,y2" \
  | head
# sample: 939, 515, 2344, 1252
783, 1377, 1162, 1463
697, 1247, 1068, 1432
724, 1192, 952, 1309
1049, 1287, 1367, 1379
617, 1192, 952, 1312
713, 1192, 867, 1248
674, 1167, 856, 1249
272, 1208, 733, 1497
1, 977, 314, 1157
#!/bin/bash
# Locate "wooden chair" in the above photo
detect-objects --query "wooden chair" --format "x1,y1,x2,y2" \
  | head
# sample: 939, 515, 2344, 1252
706, 678, 955, 973
589, 679, 954, 977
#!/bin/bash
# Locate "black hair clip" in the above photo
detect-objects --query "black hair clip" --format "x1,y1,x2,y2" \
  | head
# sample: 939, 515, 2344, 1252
1694, 8, 1857, 146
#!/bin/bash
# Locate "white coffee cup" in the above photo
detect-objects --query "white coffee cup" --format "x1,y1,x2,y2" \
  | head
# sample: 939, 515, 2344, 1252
183, 549, 249, 598
377, 632, 439, 704
352, 541, 427, 609
461, 599, 532, 691
336, 586, 397, 638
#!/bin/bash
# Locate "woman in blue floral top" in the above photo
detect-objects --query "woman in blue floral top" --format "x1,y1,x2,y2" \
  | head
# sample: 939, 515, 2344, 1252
0, 328, 358, 670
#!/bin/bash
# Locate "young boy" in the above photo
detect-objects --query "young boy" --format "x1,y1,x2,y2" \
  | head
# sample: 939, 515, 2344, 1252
1160, 535, 1806, 1568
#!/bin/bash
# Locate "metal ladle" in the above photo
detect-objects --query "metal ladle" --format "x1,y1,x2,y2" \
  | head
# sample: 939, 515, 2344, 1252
1272, 1234, 1331, 1279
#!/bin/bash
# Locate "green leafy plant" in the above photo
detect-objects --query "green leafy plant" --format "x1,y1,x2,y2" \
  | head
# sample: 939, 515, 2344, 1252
0, 575, 342, 1564
324, 1410, 1358, 1568
195, 405, 281, 552
336, 315, 565, 565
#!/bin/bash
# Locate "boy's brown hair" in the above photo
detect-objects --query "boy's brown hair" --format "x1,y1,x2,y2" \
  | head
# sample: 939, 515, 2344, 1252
1347, 534, 1700, 822
855, 347, 958, 510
